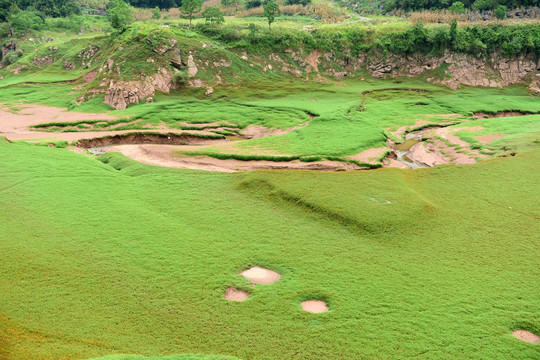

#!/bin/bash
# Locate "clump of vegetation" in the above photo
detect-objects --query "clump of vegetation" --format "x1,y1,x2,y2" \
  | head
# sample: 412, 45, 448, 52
494, 5, 508, 19
151, 6, 161, 19
179, 0, 202, 27
2, 49, 22, 65
449, 1, 466, 14
202, 6, 224, 27
108, 0, 134, 32
172, 70, 189, 85
263, 0, 281, 30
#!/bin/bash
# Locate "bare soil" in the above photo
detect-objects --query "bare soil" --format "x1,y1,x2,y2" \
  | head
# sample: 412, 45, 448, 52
100, 144, 362, 172
241, 266, 281, 285
512, 330, 540, 343
301, 300, 329, 313
349, 147, 387, 165
0, 104, 117, 133
242, 123, 308, 139
77, 133, 223, 148
476, 134, 507, 145
223, 287, 249, 302
474, 111, 532, 119
388, 117, 460, 139
382, 158, 410, 169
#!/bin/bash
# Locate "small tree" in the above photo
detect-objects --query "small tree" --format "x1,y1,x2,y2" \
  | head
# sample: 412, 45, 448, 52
108, 0, 134, 32
151, 6, 161, 20
473, 0, 497, 11
179, 0, 202, 28
449, 1, 466, 14
449, 19, 458, 46
222, 0, 246, 11
202, 6, 224, 27
263, 0, 280, 30
494, 5, 507, 20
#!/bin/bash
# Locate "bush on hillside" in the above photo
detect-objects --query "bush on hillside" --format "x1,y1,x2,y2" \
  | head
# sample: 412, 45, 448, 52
172, 70, 188, 85
284, 0, 311, 6
473, 0, 497, 10
10, 10, 46, 31
494, 5, 507, 19
245, 0, 262, 9
2, 49, 22, 66
449, 1, 466, 14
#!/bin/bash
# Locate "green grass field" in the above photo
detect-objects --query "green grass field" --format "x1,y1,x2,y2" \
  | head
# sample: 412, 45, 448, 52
0, 136, 538, 359
1, 9, 540, 359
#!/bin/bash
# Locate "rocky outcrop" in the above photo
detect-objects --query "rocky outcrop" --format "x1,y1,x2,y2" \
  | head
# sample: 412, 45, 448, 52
365, 51, 539, 89
187, 53, 198, 77
104, 67, 173, 109
64, 62, 75, 71
99, 35, 187, 109
1, 40, 18, 60
77, 45, 100, 69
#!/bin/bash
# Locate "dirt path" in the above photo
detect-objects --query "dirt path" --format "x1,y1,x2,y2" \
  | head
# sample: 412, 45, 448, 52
101, 144, 362, 172
0, 104, 117, 132
0, 104, 225, 142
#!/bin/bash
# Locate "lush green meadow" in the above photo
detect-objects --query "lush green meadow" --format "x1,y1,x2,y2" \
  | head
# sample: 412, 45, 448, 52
1, 4, 540, 358
0, 134, 538, 359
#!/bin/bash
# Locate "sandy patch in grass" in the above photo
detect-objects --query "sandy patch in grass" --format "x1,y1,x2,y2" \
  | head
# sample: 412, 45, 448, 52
433, 127, 479, 148
349, 147, 387, 164
476, 134, 507, 145
102, 144, 362, 172
223, 287, 249, 301
241, 266, 281, 285
242, 123, 307, 139
301, 300, 329, 313
179, 121, 237, 128
407, 142, 449, 167
382, 158, 410, 169
512, 330, 540, 343
388, 117, 459, 139
407, 139, 479, 166
0, 104, 117, 133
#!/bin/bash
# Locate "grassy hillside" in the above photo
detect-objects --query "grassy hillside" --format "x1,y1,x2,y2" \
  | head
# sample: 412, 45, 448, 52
0, 138, 538, 359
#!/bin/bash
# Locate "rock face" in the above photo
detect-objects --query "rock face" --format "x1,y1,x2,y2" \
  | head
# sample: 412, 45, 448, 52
33, 47, 57, 67
364, 51, 538, 89
104, 67, 173, 109
102, 37, 183, 109
1, 40, 18, 60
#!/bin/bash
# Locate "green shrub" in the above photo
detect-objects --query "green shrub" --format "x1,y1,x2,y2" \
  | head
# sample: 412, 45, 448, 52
449, 1, 466, 14
202, 6, 224, 27
172, 70, 189, 85
473, 0, 497, 10
2, 50, 22, 66
285, 0, 311, 5
494, 5, 507, 20
246, 0, 262, 9
151, 6, 161, 19
10, 10, 46, 31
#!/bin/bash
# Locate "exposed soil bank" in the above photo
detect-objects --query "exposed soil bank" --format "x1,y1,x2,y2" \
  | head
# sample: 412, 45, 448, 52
99, 144, 363, 172
473, 111, 533, 119
78, 133, 224, 148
